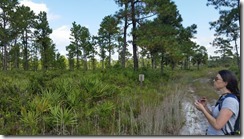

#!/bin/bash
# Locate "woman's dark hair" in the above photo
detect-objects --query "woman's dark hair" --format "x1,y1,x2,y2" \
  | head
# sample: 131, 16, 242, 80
219, 70, 240, 96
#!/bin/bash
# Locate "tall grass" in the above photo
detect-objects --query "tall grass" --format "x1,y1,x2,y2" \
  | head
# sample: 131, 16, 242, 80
135, 84, 187, 135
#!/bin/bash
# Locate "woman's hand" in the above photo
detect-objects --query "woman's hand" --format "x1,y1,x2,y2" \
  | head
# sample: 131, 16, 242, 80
195, 97, 212, 115
198, 97, 207, 107
194, 100, 205, 111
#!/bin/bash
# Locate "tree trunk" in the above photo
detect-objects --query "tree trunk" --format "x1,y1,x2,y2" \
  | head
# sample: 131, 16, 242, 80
14, 38, 19, 69
23, 31, 29, 70
171, 61, 175, 71
122, 2, 128, 69
3, 43, 7, 71
34, 46, 38, 71
102, 59, 104, 70
234, 39, 240, 71
1, 46, 3, 70
160, 54, 164, 75
238, 0, 240, 27
83, 49, 88, 71
92, 55, 96, 71
108, 37, 111, 67
151, 54, 156, 69
76, 44, 80, 70
142, 58, 145, 68
131, 0, 138, 71
43, 42, 48, 71
3, 19, 8, 71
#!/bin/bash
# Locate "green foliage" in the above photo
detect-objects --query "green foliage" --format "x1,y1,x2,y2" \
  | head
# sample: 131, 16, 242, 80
79, 77, 118, 107
229, 65, 240, 80
20, 108, 39, 135
34, 11, 54, 71
207, 0, 240, 71
0, 66, 226, 135
49, 105, 78, 135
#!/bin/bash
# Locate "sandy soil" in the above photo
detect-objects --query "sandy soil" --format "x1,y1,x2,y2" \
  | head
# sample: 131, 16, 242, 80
179, 78, 214, 135
179, 100, 209, 135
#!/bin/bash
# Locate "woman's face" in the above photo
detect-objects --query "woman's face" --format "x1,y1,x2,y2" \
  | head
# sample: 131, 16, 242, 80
213, 74, 227, 90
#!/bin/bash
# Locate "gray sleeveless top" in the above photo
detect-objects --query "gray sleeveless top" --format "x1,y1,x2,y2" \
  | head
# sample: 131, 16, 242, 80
206, 97, 239, 135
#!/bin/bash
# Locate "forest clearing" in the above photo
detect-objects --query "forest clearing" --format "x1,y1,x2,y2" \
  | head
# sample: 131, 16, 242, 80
0, 0, 240, 136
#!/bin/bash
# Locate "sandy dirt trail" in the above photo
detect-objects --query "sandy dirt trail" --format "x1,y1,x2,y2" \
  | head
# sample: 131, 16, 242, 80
179, 78, 215, 135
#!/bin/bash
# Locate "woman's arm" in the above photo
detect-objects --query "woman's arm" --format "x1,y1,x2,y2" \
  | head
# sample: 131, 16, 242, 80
204, 105, 212, 115
195, 101, 233, 130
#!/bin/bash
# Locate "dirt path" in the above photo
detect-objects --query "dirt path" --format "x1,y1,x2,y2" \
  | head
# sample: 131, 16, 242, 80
179, 99, 208, 135
179, 78, 213, 135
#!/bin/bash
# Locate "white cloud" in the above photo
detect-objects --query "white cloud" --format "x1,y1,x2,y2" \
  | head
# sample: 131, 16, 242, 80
19, 0, 48, 14
50, 25, 71, 56
19, 0, 60, 21
191, 34, 219, 57
48, 13, 61, 21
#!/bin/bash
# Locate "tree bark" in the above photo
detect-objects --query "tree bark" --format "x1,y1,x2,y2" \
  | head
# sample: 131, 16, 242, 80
234, 39, 240, 71
160, 54, 164, 75
122, 2, 128, 69
131, 0, 138, 71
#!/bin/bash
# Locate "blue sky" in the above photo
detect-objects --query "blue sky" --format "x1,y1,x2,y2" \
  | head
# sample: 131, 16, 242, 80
19, 0, 240, 59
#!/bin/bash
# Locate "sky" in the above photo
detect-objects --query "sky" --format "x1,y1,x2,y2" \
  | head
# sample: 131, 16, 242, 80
18, 0, 241, 60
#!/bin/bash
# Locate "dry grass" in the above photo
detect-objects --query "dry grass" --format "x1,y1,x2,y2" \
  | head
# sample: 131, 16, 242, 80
133, 84, 188, 135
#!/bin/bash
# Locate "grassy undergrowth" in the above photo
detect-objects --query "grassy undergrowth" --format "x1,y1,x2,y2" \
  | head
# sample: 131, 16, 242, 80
0, 66, 233, 135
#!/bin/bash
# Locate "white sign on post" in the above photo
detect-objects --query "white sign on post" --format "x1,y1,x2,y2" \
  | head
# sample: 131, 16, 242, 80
139, 74, 144, 86
139, 74, 144, 81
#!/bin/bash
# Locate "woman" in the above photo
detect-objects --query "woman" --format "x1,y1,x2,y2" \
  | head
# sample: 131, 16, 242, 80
194, 70, 240, 135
